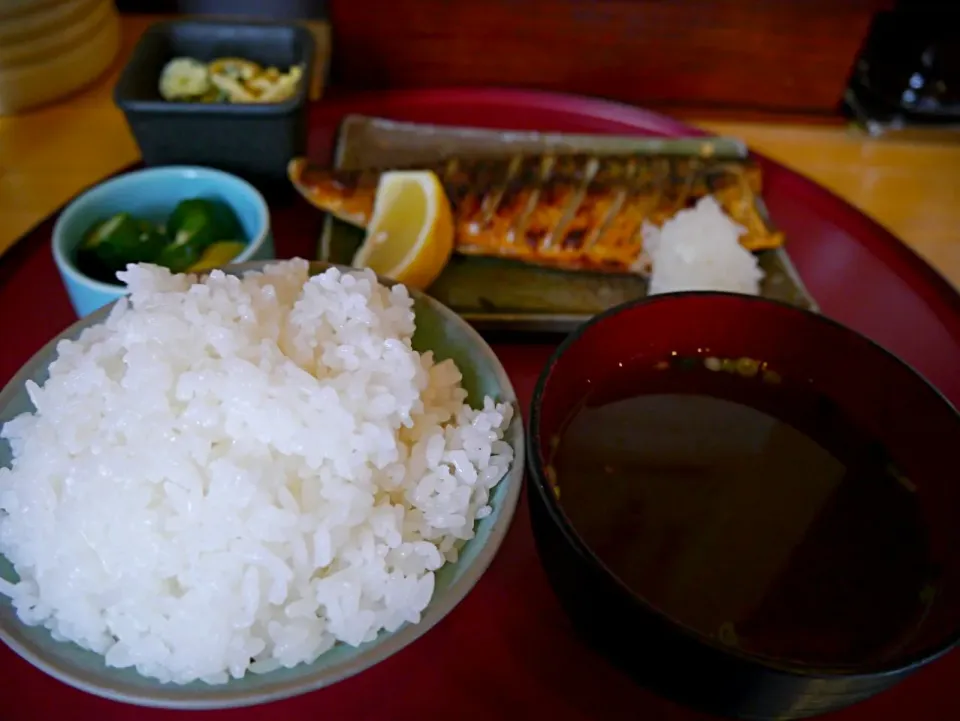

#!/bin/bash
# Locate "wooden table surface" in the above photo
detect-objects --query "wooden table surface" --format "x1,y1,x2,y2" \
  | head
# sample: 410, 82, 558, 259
2, 15, 959, 287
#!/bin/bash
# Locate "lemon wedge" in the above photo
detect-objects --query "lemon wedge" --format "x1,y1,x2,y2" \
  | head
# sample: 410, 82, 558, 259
351, 171, 454, 290
186, 241, 247, 272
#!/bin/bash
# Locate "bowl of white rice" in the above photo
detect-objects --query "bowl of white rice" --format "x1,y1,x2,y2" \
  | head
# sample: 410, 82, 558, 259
0, 258, 523, 708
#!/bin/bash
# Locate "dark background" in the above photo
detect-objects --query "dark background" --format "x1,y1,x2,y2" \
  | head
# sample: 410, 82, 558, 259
110, 0, 956, 122
114, 0, 327, 16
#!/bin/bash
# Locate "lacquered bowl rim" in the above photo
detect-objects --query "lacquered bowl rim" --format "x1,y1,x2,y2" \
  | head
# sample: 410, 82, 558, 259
526, 290, 960, 680
0, 260, 525, 709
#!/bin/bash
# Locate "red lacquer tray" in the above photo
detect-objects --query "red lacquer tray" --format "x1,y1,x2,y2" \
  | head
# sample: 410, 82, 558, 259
3, 89, 960, 721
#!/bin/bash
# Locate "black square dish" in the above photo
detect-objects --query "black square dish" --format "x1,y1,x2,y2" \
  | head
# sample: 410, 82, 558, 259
114, 19, 315, 191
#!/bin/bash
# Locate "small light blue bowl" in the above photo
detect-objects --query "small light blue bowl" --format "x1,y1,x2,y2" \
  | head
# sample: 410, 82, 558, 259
52, 166, 274, 318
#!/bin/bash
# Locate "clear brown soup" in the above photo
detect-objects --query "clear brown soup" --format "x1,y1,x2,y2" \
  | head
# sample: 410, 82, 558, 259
550, 355, 933, 666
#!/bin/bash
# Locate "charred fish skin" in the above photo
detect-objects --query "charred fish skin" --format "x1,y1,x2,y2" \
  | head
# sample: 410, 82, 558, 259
288, 153, 784, 274
288, 157, 378, 226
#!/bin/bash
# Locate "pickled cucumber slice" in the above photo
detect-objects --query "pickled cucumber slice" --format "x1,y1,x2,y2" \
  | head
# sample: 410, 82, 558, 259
187, 241, 248, 272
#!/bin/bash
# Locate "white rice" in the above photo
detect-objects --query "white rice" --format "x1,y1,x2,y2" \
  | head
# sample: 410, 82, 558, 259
641, 195, 765, 296
0, 258, 514, 685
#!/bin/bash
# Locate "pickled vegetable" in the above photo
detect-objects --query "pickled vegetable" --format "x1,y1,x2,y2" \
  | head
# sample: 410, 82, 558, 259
167, 198, 241, 244
158, 56, 303, 104
158, 199, 242, 272
158, 57, 211, 101
73, 199, 247, 282
76, 213, 169, 284
188, 241, 248, 272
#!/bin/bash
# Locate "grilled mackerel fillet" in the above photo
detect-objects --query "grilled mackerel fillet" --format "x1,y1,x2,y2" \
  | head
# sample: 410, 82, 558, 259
289, 153, 784, 273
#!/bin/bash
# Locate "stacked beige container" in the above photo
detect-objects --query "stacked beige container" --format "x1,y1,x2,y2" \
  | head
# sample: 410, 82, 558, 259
0, 0, 120, 115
